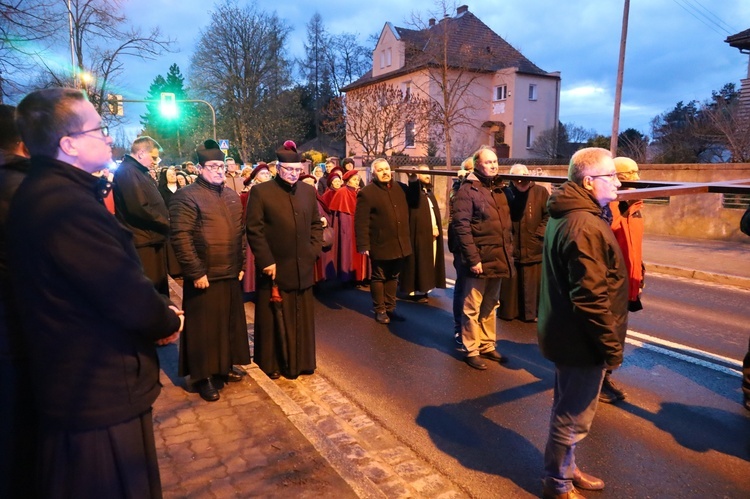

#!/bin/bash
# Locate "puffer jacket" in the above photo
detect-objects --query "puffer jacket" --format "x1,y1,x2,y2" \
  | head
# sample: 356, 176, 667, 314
537, 181, 628, 368
169, 176, 245, 281
450, 172, 513, 278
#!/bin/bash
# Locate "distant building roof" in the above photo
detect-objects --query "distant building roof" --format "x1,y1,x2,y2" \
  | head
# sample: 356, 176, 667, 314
725, 28, 750, 52
343, 7, 552, 92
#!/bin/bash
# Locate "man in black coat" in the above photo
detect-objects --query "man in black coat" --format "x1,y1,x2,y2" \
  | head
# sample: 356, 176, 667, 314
170, 141, 250, 401
400, 165, 446, 301
451, 147, 513, 369
538, 147, 628, 499
247, 141, 323, 379
355, 158, 412, 324
0, 104, 34, 499
113, 136, 171, 295
7, 88, 183, 498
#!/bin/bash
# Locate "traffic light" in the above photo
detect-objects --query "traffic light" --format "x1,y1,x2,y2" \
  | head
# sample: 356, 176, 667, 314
160, 92, 178, 119
107, 94, 124, 116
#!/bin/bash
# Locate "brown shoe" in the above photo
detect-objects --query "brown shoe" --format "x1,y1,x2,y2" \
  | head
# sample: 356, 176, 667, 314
572, 469, 604, 491
542, 486, 586, 499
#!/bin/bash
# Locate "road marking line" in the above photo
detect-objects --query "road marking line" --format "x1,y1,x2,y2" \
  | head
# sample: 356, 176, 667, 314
626, 329, 742, 377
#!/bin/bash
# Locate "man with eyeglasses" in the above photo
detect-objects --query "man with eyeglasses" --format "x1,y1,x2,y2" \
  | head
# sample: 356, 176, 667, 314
538, 147, 628, 499
224, 156, 244, 194
113, 136, 171, 295
6, 87, 184, 498
170, 140, 249, 402
246, 140, 323, 380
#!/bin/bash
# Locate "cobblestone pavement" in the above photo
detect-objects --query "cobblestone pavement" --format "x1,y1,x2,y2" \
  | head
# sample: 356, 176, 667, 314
156, 279, 465, 498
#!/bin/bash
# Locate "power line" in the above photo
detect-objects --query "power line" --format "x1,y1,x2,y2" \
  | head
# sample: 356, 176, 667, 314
684, 0, 737, 34
671, 0, 734, 36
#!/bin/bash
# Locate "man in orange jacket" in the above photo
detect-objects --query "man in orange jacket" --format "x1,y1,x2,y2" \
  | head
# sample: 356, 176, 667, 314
601, 156, 645, 404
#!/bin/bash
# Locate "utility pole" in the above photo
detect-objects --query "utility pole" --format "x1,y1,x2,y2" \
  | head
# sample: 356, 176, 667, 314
611, 0, 630, 156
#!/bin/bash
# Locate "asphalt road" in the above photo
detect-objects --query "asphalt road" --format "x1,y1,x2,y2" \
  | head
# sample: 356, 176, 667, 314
310, 273, 750, 498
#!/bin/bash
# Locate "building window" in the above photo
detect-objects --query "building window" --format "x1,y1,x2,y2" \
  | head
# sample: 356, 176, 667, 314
526, 125, 534, 148
380, 51, 385, 69
495, 85, 507, 101
405, 121, 415, 148
386, 48, 392, 67
528, 84, 537, 101
402, 81, 411, 101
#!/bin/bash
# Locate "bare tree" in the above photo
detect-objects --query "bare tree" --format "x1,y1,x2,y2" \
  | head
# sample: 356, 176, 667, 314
324, 83, 433, 156
326, 32, 371, 94
190, 0, 302, 162
0, 0, 60, 101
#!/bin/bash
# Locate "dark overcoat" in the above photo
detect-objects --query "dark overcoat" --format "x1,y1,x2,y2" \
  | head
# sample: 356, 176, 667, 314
7, 157, 181, 430
246, 176, 324, 291
400, 179, 446, 293
354, 179, 412, 261
113, 154, 170, 247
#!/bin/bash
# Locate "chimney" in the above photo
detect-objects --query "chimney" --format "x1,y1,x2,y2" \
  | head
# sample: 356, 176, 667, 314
457, 5, 469, 15
429, 18, 435, 27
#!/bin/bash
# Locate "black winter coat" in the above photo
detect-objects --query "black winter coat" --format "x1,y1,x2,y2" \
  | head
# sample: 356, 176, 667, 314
537, 180, 628, 368
354, 179, 412, 261
169, 176, 245, 281
451, 172, 513, 278
7, 157, 181, 430
246, 176, 324, 291
505, 182, 549, 264
113, 154, 170, 247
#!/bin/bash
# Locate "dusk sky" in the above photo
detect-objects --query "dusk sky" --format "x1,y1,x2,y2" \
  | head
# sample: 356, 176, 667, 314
111, 0, 750, 140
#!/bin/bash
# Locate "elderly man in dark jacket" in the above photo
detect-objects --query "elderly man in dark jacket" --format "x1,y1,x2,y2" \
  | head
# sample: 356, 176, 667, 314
170, 140, 249, 402
538, 147, 627, 499
247, 141, 323, 379
113, 136, 171, 295
451, 146, 513, 369
355, 158, 412, 324
499, 163, 549, 322
7, 88, 183, 498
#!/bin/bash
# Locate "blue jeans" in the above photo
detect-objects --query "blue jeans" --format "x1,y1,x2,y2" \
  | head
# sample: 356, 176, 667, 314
543, 364, 606, 494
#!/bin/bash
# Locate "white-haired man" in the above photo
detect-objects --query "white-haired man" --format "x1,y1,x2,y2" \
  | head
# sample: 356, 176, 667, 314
538, 147, 628, 499
355, 158, 412, 324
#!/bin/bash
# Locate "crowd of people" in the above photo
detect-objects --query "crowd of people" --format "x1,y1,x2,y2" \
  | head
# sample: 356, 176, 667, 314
1, 88, 747, 499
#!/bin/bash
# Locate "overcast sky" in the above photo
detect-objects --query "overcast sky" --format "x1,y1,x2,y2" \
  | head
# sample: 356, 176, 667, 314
115, 0, 750, 139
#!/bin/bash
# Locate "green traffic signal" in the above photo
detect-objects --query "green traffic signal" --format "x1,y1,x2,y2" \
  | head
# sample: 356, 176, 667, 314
160, 92, 178, 119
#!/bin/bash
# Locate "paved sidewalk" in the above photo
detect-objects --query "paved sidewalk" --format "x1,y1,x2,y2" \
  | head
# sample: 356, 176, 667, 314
643, 233, 750, 289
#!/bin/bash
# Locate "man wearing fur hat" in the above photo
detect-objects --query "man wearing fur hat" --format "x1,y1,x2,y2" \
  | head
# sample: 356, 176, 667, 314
246, 141, 324, 379
170, 140, 250, 401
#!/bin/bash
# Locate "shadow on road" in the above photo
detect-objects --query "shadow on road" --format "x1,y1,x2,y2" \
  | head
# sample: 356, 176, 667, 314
619, 400, 750, 461
415, 341, 554, 495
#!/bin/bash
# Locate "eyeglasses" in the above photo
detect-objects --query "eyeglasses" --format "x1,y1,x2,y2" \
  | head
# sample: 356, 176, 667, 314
202, 164, 226, 172
280, 165, 304, 174
588, 172, 618, 181
69, 125, 109, 138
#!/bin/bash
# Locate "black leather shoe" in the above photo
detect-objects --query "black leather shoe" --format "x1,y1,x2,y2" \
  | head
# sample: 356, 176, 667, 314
196, 378, 220, 402
267, 371, 281, 379
465, 356, 487, 370
232, 365, 247, 376
480, 350, 508, 364
387, 310, 406, 322
572, 469, 604, 491
602, 374, 627, 400
224, 370, 243, 382
375, 311, 390, 324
